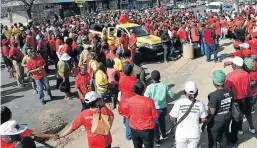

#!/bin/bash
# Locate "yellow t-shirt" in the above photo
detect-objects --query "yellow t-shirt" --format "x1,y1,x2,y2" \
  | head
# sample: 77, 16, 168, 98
12, 27, 20, 38
89, 60, 99, 72
95, 70, 108, 94
3, 29, 11, 40
113, 57, 123, 71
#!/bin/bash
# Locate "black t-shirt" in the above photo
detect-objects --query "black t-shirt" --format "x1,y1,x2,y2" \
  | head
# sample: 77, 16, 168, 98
16, 136, 36, 148
161, 33, 171, 45
208, 88, 232, 120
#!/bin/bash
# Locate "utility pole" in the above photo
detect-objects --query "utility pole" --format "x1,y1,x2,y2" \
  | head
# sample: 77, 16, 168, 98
7, 8, 13, 25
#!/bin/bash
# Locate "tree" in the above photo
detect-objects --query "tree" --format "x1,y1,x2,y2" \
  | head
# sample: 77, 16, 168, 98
232, 0, 239, 13
18, 0, 36, 19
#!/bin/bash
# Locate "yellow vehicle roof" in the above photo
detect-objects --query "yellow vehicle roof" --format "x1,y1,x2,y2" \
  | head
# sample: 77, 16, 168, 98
117, 23, 140, 28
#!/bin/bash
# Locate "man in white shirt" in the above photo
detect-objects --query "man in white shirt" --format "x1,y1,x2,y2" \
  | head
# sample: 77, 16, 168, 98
170, 81, 208, 148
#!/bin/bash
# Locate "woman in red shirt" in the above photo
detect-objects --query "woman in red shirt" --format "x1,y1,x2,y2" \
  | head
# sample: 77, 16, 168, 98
1, 39, 14, 78
58, 91, 113, 148
123, 81, 158, 148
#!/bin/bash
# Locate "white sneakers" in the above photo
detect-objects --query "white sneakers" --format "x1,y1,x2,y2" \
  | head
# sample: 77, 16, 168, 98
249, 128, 256, 134
238, 128, 256, 135
238, 131, 244, 135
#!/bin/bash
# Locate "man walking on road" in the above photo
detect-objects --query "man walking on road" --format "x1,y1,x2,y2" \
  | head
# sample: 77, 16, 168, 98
170, 81, 207, 148
27, 50, 53, 104
9, 40, 24, 87
144, 70, 174, 146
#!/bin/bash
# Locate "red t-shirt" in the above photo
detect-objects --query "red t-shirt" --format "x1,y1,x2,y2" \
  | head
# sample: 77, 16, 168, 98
26, 55, 47, 80
71, 107, 113, 148
220, 20, 227, 28
224, 69, 250, 99
248, 39, 257, 55
118, 73, 136, 100
56, 39, 64, 53
75, 73, 92, 100
1, 129, 33, 148
72, 41, 77, 51
178, 29, 188, 41
59, 44, 70, 56
125, 95, 158, 130
106, 53, 116, 59
2, 45, 10, 57
208, 18, 216, 24
49, 39, 56, 52
119, 37, 128, 50
9, 47, 24, 61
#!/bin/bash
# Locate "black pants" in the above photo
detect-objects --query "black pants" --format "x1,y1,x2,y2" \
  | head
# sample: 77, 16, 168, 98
131, 128, 154, 148
207, 117, 231, 148
229, 98, 254, 144
56, 77, 71, 96
154, 108, 167, 142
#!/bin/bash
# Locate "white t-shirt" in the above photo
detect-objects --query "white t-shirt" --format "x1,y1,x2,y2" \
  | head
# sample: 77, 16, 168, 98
169, 98, 208, 139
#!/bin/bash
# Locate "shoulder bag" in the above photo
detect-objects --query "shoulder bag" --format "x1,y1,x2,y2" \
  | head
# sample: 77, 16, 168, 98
91, 106, 114, 135
170, 99, 196, 134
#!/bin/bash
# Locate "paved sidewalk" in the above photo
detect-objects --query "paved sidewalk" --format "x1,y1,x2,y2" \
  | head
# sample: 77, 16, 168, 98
47, 39, 257, 148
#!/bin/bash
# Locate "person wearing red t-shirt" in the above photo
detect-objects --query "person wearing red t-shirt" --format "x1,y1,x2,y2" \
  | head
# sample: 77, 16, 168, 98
75, 64, 92, 111
1, 39, 14, 78
58, 91, 113, 148
27, 50, 53, 105
178, 23, 188, 54
58, 38, 72, 57
118, 64, 136, 140
1, 106, 58, 148
129, 30, 137, 61
122, 81, 158, 148
247, 37, 257, 61
119, 32, 129, 51
55, 35, 64, 53
224, 56, 251, 144
9, 40, 24, 87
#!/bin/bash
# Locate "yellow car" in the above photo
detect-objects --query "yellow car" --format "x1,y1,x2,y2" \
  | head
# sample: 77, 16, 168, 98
89, 23, 163, 59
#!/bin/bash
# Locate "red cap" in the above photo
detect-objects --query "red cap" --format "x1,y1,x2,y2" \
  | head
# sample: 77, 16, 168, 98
1, 39, 8, 45
233, 40, 241, 48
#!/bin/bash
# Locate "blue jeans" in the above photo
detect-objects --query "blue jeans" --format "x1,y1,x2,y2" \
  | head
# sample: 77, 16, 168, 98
125, 117, 131, 140
180, 40, 187, 54
200, 38, 206, 55
154, 108, 167, 142
90, 78, 97, 92
35, 76, 52, 101
193, 42, 198, 49
221, 27, 226, 39
205, 43, 217, 62
163, 44, 173, 62
116, 48, 122, 58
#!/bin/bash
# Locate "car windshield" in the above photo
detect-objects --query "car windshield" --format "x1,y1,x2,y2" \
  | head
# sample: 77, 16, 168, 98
126, 26, 149, 37
224, 5, 231, 8
208, 5, 220, 9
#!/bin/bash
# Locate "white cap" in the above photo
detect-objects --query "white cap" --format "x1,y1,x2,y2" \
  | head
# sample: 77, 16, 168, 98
230, 56, 244, 67
84, 91, 101, 103
185, 81, 198, 94
239, 43, 250, 49
60, 53, 71, 61
0, 120, 27, 136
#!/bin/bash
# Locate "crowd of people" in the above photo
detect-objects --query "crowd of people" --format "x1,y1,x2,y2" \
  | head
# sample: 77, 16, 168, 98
1, 5, 257, 148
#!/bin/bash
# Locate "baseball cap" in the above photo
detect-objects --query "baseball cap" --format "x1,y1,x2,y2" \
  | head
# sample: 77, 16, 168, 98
239, 43, 250, 49
229, 56, 244, 67
244, 58, 255, 70
212, 70, 226, 85
185, 81, 198, 94
1, 39, 8, 45
0, 120, 27, 136
84, 91, 101, 103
